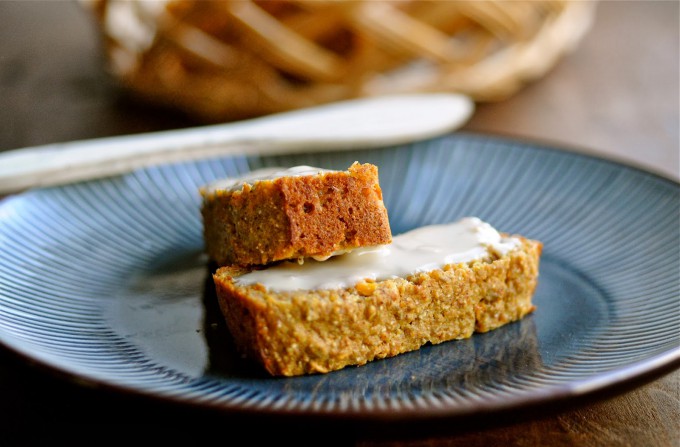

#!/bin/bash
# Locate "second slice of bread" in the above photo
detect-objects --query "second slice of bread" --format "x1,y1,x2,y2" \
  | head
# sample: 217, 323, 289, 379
213, 219, 543, 377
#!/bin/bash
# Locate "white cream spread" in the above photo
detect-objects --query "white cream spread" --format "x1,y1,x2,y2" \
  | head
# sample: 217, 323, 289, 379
202, 166, 335, 194
235, 217, 521, 291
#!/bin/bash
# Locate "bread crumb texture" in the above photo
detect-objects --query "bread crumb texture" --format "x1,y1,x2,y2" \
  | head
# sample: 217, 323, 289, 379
201, 162, 392, 267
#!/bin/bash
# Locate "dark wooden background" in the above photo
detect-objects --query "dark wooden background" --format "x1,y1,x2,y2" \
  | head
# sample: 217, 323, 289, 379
0, 1, 678, 445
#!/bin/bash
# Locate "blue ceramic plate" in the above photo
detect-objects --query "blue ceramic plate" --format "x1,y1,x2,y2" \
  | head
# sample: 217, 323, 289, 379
1, 133, 678, 421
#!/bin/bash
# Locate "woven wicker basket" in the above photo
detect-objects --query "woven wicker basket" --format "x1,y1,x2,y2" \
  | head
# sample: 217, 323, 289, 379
82, 0, 597, 122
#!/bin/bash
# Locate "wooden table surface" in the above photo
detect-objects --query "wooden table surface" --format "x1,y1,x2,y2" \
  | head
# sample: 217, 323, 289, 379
0, 1, 678, 445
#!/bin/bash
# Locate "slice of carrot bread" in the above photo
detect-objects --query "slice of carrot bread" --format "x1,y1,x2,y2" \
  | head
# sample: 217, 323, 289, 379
213, 217, 543, 376
200, 162, 392, 267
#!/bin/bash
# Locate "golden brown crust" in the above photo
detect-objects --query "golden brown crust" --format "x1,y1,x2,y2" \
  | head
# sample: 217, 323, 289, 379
201, 162, 392, 267
213, 237, 543, 377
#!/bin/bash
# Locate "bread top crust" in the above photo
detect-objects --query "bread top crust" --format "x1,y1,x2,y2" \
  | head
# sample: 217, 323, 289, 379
213, 220, 543, 298
200, 165, 335, 197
